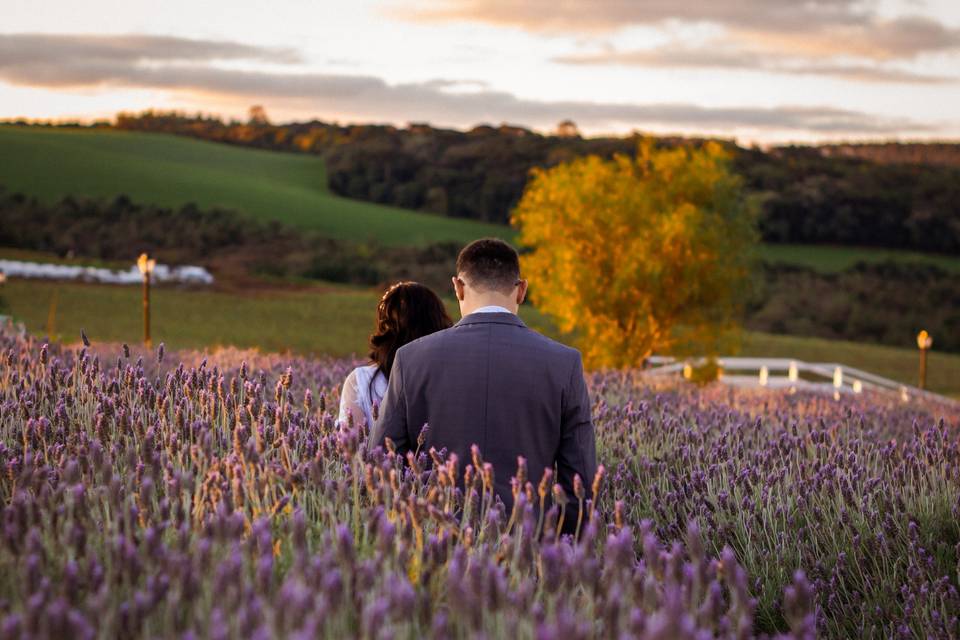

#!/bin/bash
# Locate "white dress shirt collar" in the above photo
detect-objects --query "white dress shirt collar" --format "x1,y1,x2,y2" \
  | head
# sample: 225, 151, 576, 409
472, 305, 513, 314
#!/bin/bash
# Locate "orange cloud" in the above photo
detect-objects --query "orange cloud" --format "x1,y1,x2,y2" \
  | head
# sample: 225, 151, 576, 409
393, 0, 960, 61
0, 33, 939, 136
555, 46, 956, 84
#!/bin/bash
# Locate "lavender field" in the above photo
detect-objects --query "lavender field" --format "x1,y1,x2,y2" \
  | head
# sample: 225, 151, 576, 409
1, 326, 958, 639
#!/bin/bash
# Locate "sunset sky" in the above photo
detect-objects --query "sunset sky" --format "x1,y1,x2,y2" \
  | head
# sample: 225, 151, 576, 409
1, 0, 959, 143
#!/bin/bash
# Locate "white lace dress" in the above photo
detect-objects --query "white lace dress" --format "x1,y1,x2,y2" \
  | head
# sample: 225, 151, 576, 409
337, 364, 388, 429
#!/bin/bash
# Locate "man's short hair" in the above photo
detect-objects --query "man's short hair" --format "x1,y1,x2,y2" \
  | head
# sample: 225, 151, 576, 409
457, 238, 520, 293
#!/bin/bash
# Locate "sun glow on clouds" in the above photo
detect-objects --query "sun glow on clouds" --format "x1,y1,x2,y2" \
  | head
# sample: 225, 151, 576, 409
0, 0, 958, 142
0, 84, 175, 123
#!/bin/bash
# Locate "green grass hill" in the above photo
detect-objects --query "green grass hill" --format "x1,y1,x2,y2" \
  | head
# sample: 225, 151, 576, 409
0, 126, 507, 246
4, 124, 960, 277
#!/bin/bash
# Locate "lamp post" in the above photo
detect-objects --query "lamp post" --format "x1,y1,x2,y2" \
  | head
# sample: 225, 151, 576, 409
916, 330, 933, 390
833, 366, 843, 401
0, 271, 6, 322
137, 253, 156, 348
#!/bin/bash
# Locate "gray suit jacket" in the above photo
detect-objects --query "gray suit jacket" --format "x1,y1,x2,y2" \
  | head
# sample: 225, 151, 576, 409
371, 312, 597, 527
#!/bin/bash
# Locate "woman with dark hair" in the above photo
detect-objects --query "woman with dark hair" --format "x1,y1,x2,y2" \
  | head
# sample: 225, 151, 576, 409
337, 282, 452, 429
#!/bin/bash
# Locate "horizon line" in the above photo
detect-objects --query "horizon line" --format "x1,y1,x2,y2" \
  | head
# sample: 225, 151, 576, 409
2, 113, 959, 149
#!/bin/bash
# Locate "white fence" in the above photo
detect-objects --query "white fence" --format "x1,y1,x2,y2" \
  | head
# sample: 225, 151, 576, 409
644, 356, 959, 407
0, 259, 214, 285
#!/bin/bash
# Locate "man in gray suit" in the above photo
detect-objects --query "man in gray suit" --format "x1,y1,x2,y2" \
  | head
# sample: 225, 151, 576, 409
371, 238, 597, 532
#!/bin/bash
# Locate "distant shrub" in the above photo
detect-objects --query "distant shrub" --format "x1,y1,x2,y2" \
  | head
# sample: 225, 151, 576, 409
514, 139, 758, 368
748, 262, 960, 352
0, 187, 459, 291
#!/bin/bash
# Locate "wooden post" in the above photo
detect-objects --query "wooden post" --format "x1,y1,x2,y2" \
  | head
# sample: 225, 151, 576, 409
143, 270, 151, 348
919, 347, 928, 390
916, 330, 932, 391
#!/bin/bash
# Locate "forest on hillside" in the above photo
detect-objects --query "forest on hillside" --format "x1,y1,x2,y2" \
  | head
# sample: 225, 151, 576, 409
819, 142, 960, 167
2, 188, 957, 352
111, 111, 960, 254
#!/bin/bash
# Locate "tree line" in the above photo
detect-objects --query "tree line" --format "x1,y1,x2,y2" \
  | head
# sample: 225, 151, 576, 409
746, 262, 960, 352
819, 142, 960, 168
110, 111, 960, 254
737, 146, 960, 254
1, 187, 956, 352
0, 188, 458, 292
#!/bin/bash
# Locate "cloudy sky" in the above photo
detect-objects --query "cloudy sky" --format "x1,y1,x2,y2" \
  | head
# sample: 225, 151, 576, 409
1, 0, 959, 142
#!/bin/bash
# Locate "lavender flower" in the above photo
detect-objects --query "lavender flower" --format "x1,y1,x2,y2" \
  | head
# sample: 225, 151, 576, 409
0, 327, 955, 638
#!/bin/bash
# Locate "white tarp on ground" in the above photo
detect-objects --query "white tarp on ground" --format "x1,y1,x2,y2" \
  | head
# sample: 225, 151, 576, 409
0, 259, 214, 285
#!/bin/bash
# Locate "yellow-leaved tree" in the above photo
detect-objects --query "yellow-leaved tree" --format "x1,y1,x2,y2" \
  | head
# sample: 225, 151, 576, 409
512, 139, 757, 369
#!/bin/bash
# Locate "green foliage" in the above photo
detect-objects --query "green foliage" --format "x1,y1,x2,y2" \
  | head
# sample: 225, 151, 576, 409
0, 187, 462, 291
747, 262, 960, 352
514, 140, 758, 368
684, 358, 722, 385
108, 113, 960, 255
6, 122, 959, 272
737, 145, 960, 254
4, 186, 958, 354
111, 111, 640, 224
324, 126, 638, 223
818, 141, 960, 167
755, 243, 960, 274
0, 125, 506, 246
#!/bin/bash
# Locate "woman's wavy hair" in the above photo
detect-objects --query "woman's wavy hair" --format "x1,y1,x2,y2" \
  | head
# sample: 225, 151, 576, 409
369, 282, 452, 381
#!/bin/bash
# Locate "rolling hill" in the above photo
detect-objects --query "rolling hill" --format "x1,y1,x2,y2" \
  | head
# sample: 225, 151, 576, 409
2, 125, 959, 274
0, 126, 507, 246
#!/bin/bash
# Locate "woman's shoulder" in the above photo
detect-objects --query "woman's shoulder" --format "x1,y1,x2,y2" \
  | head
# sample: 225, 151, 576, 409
350, 363, 381, 383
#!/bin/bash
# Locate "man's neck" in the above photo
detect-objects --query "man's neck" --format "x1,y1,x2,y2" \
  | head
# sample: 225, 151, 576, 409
461, 297, 518, 316
473, 304, 513, 314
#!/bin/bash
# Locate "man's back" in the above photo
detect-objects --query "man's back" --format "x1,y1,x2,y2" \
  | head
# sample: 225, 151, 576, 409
371, 311, 597, 517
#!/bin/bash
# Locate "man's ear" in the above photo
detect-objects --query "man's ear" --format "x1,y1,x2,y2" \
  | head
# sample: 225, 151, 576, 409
516, 279, 528, 305
452, 276, 465, 301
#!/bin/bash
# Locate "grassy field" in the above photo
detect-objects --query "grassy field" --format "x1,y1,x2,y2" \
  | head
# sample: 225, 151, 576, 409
4, 126, 959, 274
0, 278, 379, 356
2, 278, 957, 398
0, 126, 506, 245
756, 243, 960, 273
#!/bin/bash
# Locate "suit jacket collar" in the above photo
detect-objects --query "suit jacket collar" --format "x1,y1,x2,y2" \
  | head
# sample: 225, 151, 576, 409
455, 311, 527, 328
